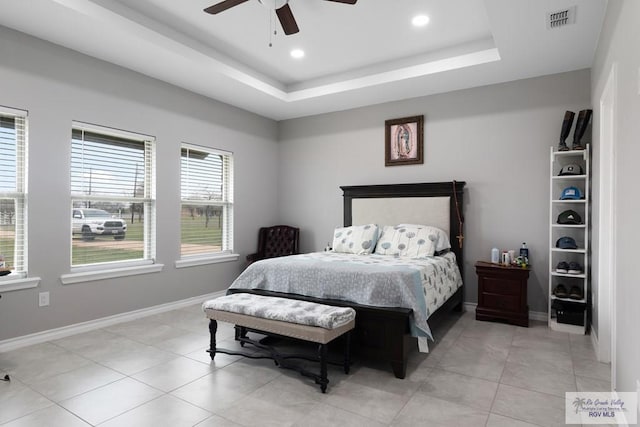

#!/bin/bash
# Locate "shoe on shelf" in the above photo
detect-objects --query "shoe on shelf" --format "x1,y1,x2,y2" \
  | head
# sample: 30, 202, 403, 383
571, 109, 592, 150
553, 284, 569, 298
569, 286, 584, 300
558, 111, 575, 151
568, 261, 583, 275
556, 261, 569, 274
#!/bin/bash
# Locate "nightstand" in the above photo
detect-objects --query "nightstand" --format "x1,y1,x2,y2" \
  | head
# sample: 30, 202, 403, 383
475, 261, 530, 327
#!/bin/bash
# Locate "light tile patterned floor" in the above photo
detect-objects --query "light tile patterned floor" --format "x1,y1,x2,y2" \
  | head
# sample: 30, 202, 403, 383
0, 305, 611, 426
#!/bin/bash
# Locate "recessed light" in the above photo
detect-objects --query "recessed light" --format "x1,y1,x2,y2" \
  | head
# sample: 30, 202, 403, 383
290, 49, 305, 59
412, 15, 430, 27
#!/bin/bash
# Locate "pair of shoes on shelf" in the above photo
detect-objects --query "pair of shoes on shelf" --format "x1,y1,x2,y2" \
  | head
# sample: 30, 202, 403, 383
554, 284, 568, 298
557, 109, 592, 151
553, 284, 584, 300
556, 261, 583, 274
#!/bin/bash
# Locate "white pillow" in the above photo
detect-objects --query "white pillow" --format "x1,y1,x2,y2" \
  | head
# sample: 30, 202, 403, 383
332, 224, 379, 255
398, 224, 451, 253
374, 225, 438, 258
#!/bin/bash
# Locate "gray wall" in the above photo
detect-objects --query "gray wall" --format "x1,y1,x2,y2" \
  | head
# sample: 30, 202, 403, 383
0, 27, 279, 340
591, 0, 640, 394
278, 70, 592, 313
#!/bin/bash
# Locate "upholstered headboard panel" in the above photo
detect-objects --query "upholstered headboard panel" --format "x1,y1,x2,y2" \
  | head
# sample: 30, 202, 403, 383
351, 196, 450, 235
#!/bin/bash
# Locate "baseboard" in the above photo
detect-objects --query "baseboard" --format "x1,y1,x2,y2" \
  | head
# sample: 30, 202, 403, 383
528, 310, 548, 322
590, 326, 599, 357
0, 290, 226, 353
463, 302, 476, 313
463, 302, 547, 322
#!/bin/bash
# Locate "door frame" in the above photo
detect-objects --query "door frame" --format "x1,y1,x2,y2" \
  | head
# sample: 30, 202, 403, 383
597, 62, 617, 388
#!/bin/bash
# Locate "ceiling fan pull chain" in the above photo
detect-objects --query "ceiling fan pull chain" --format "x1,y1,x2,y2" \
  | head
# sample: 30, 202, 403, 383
268, 9, 273, 47
273, 9, 277, 36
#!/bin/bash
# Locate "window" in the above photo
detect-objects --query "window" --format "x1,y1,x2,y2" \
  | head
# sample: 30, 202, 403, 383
0, 106, 27, 279
71, 123, 156, 268
180, 144, 233, 258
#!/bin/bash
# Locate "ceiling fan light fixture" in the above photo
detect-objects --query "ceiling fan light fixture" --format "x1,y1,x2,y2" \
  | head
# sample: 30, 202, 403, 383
290, 49, 305, 59
412, 14, 430, 27
258, 0, 288, 10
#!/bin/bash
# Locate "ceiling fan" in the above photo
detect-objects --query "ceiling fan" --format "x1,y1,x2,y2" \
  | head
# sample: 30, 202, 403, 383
203, 0, 358, 35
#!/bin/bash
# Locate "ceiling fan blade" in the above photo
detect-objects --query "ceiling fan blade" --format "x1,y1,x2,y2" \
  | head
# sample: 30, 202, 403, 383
204, 0, 250, 15
323, 0, 357, 4
276, 4, 299, 35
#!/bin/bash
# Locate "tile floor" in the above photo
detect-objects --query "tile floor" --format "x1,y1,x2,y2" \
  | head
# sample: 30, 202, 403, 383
0, 305, 611, 426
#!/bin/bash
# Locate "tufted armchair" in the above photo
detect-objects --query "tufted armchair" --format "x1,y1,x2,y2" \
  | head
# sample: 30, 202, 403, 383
246, 225, 300, 264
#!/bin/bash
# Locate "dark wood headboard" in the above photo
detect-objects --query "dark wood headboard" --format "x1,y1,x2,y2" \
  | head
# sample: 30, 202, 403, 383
340, 181, 466, 275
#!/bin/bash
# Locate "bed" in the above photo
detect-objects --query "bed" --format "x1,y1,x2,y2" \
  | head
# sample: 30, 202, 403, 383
228, 181, 466, 378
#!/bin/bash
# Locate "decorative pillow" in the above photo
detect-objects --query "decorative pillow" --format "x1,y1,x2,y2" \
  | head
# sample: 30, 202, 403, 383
398, 224, 451, 253
374, 225, 438, 258
332, 224, 379, 255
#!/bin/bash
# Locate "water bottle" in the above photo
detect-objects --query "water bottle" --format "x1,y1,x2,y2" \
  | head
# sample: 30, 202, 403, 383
491, 248, 499, 263
520, 242, 529, 264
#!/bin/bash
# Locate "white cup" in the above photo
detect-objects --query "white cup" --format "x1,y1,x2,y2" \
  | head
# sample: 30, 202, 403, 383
502, 252, 510, 265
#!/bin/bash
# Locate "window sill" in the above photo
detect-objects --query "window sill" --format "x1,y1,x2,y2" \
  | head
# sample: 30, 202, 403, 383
61, 263, 164, 285
175, 253, 240, 269
0, 276, 41, 292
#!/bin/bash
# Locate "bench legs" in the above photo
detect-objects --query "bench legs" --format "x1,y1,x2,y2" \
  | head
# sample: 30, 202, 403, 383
234, 325, 248, 346
206, 319, 351, 393
318, 344, 328, 393
344, 331, 351, 375
208, 319, 217, 359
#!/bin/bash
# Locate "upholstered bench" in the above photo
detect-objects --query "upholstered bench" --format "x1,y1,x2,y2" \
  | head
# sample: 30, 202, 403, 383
202, 293, 356, 393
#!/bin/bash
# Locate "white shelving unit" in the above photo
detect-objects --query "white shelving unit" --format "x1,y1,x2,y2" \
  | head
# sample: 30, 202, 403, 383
548, 145, 590, 334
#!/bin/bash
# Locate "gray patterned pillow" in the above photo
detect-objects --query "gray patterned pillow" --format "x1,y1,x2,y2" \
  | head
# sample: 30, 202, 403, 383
374, 225, 438, 258
332, 224, 379, 255
398, 224, 451, 252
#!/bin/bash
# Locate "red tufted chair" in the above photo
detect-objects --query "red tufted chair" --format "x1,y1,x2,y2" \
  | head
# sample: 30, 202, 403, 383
246, 225, 300, 264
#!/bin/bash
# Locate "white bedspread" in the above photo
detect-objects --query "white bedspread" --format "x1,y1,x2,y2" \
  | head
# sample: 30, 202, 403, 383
228, 251, 462, 342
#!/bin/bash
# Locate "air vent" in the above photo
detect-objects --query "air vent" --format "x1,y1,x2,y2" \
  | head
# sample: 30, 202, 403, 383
547, 6, 576, 29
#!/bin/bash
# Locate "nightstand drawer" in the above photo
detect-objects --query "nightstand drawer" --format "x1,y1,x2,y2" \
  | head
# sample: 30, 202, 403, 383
475, 261, 530, 327
482, 293, 521, 311
481, 277, 522, 296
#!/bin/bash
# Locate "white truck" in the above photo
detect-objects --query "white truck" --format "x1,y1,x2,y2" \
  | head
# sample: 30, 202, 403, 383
72, 208, 127, 241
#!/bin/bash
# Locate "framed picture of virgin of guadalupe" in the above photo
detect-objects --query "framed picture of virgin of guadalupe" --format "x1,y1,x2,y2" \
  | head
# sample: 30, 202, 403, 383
384, 115, 424, 166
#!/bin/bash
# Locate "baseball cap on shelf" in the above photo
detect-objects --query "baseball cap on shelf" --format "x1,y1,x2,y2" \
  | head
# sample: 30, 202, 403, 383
560, 186, 583, 200
558, 164, 584, 176
557, 210, 583, 224
556, 236, 578, 249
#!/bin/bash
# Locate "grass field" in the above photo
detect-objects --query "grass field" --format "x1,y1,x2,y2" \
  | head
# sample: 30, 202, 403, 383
71, 216, 222, 265
0, 225, 15, 268
2, 217, 223, 267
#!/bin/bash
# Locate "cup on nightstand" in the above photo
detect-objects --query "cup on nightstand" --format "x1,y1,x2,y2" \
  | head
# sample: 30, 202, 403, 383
501, 252, 510, 265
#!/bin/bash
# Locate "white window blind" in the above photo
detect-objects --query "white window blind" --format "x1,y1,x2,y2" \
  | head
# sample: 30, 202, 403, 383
180, 144, 233, 257
71, 122, 156, 268
0, 107, 27, 279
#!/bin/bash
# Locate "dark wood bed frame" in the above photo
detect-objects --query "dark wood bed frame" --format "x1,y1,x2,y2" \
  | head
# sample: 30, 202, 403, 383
229, 181, 466, 379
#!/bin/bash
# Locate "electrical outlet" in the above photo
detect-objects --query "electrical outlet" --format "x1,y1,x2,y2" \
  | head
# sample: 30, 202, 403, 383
38, 292, 49, 307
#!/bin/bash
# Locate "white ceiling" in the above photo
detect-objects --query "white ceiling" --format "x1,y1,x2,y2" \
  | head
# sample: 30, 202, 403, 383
0, 0, 607, 120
